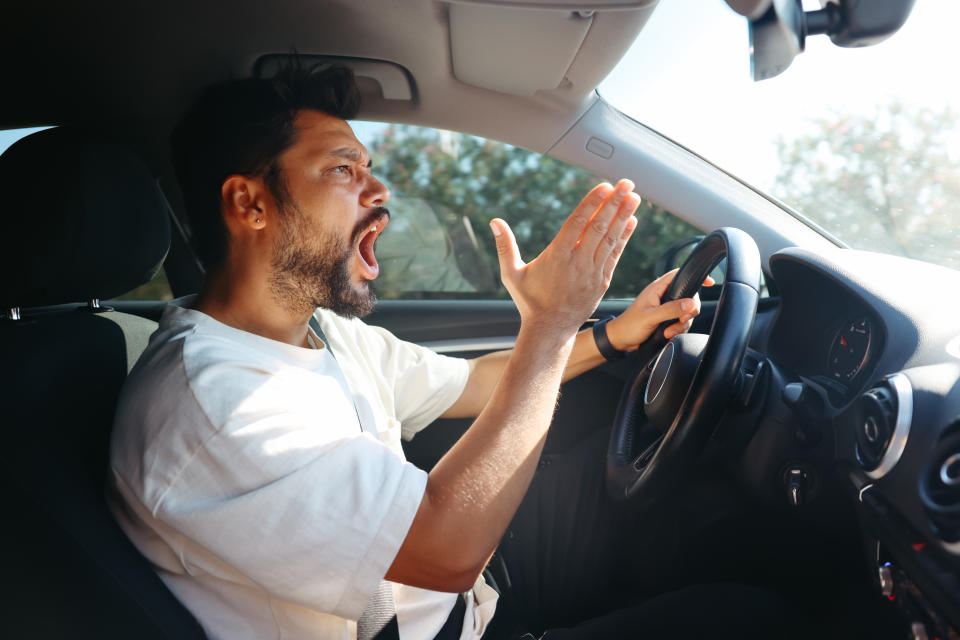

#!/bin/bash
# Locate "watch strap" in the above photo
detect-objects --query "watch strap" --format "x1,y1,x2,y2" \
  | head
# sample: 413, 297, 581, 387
593, 315, 626, 361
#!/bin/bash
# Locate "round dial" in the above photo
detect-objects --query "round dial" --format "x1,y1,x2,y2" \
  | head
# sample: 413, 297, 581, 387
828, 317, 872, 382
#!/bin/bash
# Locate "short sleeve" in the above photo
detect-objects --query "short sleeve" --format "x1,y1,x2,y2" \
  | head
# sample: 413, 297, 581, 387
154, 408, 427, 621
361, 324, 470, 439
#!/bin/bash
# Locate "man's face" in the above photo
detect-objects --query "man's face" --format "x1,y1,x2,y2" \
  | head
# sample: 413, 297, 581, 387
267, 109, 391, 318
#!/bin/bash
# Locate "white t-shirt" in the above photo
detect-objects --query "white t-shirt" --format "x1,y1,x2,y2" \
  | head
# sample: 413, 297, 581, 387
108, 298, 499, 639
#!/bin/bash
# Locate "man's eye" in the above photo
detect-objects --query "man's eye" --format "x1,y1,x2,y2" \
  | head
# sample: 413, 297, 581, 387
332, 165, 351, 173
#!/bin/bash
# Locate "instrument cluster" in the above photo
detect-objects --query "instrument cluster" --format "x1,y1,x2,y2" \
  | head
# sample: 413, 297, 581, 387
827, 316, 873, 384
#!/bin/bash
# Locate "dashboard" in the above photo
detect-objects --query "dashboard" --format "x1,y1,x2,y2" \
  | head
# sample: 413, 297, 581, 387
762, 247, 960, 638
765, 255, 887, 404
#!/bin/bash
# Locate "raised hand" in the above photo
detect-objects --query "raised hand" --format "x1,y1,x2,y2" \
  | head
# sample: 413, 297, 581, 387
489, 179, 640, 337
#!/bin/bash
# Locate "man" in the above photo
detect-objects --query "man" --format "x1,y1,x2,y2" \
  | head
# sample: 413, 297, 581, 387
109, 66, 770, 640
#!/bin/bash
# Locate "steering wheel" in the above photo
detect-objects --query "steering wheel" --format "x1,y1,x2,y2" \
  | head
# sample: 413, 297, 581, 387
606, 227, 761, 506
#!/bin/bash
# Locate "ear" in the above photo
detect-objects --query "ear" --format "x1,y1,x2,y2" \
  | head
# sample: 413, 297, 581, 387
221, 175, 267, 230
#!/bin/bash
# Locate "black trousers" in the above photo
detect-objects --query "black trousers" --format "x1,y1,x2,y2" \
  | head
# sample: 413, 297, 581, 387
480, 426, 789, 640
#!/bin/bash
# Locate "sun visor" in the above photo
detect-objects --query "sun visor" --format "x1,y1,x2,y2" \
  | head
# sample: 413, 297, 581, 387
447, 1, 657, 97
448, 4, 594, 96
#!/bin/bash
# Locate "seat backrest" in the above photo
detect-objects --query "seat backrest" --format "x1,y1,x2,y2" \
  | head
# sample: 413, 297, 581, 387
0, 128, 206, 638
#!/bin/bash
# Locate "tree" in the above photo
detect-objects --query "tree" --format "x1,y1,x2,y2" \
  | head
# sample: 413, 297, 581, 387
774, 103, 960, 271
366, 125, 700, 299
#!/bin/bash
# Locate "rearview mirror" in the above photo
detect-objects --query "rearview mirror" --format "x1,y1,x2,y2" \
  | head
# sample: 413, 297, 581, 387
731, 0, 917, 81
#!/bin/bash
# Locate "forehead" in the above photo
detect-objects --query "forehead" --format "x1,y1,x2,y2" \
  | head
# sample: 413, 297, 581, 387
286, 109, 367, 162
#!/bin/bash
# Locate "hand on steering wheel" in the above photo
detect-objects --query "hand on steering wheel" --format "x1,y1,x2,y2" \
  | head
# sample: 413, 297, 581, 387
606, 228, 761, 506
605, 270, 716, 353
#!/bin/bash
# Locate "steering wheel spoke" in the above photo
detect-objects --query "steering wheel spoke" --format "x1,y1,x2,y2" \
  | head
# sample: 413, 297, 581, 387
633, 433, 665, 471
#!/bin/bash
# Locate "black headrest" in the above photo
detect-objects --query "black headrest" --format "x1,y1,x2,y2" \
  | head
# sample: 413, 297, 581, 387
0, 128, 171, 309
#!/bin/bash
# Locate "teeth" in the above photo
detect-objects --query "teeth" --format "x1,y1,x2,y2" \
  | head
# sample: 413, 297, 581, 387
371, 226, 377, 232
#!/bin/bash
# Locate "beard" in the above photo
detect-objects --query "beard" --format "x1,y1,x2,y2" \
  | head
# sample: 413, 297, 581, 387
268, 200, 383, 319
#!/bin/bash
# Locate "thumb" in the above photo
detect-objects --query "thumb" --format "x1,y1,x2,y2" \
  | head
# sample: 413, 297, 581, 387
490, 218, 523, 276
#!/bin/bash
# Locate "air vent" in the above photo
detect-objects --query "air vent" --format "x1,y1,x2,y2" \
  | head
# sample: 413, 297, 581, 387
921, 422, 960, 543
852, 373, 912, 478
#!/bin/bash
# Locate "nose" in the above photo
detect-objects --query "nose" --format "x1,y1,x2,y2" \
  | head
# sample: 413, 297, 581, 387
361, 173, 390, 208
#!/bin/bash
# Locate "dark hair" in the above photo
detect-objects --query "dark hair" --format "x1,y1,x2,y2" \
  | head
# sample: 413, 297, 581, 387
170, 64, 361, 271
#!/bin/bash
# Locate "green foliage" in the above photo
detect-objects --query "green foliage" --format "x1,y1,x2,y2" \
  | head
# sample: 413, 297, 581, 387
367, 125, 700, 298
774, 103, 960, 270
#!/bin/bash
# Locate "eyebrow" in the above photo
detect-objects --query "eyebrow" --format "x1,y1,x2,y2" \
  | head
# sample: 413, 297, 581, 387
330, 145, 372, 168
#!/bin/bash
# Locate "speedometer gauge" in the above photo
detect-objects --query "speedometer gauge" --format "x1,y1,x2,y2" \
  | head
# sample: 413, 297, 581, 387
828, 317, 872, 382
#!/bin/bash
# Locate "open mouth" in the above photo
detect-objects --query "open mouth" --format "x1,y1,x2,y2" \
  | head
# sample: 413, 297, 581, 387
355, 211, 389, 279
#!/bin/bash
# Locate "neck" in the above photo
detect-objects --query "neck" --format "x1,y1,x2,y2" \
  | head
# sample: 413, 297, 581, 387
193, 260, 313, 348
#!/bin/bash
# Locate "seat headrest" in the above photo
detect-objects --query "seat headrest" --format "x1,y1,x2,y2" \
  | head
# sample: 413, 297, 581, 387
0, 127, 171, 309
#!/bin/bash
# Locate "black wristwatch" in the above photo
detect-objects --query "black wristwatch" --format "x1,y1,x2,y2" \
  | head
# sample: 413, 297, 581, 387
592, 315, 626, 361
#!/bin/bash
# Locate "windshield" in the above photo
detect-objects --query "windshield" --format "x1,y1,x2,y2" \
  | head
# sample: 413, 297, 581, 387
599, 1, 960, 271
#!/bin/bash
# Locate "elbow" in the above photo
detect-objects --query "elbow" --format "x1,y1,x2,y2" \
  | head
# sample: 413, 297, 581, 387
387, 547, 486, 593
391, 484, 490, 592
413, 555, 486, 593
443, 564, 485, 594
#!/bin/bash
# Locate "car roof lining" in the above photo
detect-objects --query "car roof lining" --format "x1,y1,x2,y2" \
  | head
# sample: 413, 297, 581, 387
0, 0, 656, 167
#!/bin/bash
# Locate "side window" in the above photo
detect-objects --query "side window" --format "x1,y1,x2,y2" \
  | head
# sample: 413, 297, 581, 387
354, 122, 702, 299
0, 126, 54, 155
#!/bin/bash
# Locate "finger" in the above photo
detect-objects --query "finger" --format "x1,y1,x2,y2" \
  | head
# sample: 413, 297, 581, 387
663, 319, 692, 340
646, 297, 698, 328
602, 215, 638, 283
663, 312, 699, 338
489, 218, 523, 278
553, 182, 614, 250
578, 179, 635, 258
645, 268, 715, 304
594, 191, 641, 265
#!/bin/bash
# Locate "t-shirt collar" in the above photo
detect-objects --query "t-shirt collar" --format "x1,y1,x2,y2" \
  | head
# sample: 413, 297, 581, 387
161, 295, 329, 363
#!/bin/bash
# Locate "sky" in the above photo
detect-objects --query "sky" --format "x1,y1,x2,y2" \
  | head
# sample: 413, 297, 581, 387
598, 0, 960, 193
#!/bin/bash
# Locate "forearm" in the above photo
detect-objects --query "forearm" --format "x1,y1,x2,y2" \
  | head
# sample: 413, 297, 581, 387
562, 326, 608, 382
442, 325, 607, 419
386, 323, 575, 591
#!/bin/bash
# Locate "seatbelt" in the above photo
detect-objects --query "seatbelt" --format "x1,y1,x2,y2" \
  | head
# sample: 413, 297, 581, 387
307, 315, 370, 434
308, 313, 465, 640
308, 314, 400, 640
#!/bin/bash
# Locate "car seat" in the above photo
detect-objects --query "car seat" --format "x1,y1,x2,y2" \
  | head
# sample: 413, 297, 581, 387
0, 128, 207, 638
